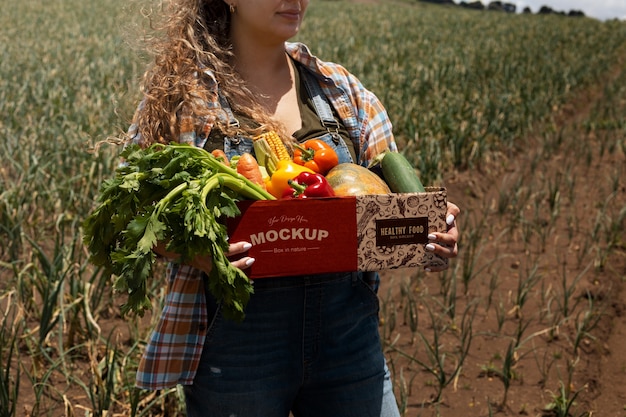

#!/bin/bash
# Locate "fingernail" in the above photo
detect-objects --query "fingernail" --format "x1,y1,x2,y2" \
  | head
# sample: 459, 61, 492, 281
424, 267, 432, 272
245, 257, 255, 267
242, 242, 252, 251
425, 244, 435, 252
428, 233, 437, 240
446, 214, 455, 226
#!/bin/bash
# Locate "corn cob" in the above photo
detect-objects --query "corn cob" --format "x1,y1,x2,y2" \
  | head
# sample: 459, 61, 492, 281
254, 131, 290, 161
253, 139, 276, 176
253, 131, 291, 176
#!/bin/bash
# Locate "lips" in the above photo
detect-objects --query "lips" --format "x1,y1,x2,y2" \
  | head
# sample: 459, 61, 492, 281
278, 9, 301, 20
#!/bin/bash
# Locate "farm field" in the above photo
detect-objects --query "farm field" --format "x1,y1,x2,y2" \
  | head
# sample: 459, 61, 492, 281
1, 0, 625, 416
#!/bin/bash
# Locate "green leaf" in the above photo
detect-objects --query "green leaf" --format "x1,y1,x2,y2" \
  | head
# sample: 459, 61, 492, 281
138, 216, 167, 254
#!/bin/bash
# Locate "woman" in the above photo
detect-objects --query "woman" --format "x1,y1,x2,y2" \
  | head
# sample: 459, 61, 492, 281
128, 0, 460, 416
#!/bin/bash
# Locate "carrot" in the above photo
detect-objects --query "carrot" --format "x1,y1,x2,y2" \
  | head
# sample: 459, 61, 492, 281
211, 149, 229, 165
236, 153, 266, 190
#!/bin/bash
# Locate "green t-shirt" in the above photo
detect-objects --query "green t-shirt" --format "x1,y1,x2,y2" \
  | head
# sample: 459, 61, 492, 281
291, 60, 356, 162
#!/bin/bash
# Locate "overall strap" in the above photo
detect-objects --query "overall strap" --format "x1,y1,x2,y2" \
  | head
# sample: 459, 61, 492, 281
203, 92, 242, 152
217, 92, 240, 128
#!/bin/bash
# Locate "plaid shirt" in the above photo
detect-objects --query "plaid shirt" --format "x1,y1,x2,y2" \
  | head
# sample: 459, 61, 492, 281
133, 42, 397, 390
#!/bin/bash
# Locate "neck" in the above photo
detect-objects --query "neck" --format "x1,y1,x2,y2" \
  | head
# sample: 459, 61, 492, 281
233, 42, 289, 82
231, 37, 294, 105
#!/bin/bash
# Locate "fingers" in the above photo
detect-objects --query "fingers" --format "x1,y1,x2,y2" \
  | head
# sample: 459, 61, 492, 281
424, 237, 458, 273
227, 241, 255, 270
424, 201, 461, 272
192, 241, 256, 274
445, 201, 460, 227
226, 241, 253, 256
426, 233, 458, 258
230, 256, 255, 270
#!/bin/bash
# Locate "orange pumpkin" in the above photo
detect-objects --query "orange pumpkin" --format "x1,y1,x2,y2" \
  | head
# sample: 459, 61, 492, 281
325, 163, 391, 196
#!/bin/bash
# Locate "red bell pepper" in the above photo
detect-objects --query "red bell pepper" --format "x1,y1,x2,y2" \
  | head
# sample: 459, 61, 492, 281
282, 172, 336, 199
293, 139, 339, 175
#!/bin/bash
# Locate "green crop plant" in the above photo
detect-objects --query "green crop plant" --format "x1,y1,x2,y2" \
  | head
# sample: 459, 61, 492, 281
0, 293, 21, 417
544, 382, 589, 417
479, 342, 517, 410
512, 261, 542, 319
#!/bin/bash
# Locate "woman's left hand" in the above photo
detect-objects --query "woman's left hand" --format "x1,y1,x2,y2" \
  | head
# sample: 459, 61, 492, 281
424, 201, 460, 272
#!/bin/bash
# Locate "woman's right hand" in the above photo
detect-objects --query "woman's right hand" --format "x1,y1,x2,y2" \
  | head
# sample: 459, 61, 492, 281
190, 241, 255, 275
154, 241, 255, 275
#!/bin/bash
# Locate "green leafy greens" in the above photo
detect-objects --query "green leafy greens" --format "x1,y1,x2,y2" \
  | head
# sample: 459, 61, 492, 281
83, 143, 275, 322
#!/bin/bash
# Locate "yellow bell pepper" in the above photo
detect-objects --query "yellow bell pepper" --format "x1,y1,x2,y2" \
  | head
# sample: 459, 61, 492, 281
266, 160, 315, 198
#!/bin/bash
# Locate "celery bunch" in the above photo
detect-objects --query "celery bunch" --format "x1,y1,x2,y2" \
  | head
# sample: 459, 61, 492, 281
83, 143, 274, 322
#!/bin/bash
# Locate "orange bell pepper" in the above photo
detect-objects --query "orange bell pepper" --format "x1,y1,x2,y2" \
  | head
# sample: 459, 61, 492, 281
293, 139, 339, 175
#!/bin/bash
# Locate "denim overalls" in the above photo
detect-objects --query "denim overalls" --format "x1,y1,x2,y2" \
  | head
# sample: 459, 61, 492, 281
186, 69, 400, 417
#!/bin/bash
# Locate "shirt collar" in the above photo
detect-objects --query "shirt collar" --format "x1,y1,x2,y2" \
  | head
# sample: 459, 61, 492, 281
285, 42, 334, 83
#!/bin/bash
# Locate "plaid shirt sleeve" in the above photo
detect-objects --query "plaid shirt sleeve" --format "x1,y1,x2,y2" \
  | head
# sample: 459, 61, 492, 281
136, 264, 209, 390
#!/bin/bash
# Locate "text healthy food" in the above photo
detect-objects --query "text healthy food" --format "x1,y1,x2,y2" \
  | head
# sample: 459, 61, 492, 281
82, 143, 275, 322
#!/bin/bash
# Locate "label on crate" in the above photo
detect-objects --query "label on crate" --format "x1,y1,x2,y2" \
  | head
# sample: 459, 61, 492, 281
375, 217, 429, 246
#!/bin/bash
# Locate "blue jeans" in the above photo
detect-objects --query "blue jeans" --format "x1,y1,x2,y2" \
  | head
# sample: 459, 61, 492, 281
184, 272, 400, 417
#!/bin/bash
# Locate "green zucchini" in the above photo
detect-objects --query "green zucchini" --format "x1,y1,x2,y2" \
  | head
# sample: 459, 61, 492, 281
380, 151, 426, 193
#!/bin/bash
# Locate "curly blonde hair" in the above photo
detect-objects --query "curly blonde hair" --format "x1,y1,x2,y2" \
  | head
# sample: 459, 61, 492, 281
132, 0, 288, 146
